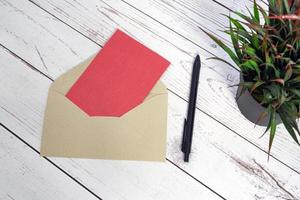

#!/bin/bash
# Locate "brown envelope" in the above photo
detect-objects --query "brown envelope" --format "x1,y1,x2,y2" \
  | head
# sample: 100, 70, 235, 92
40, 56, 168, 161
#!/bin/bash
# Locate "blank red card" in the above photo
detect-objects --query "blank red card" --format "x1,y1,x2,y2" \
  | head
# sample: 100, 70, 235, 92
66, 29, 170, 117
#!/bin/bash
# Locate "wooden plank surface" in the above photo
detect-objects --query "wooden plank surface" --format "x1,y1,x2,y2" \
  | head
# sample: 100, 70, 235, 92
0, 126, 98, 200
24, 0, 300, 172
0, 0, 300, 199
1, 42, 299, 199
0, 45, 222, 200
0, 0, 299, 199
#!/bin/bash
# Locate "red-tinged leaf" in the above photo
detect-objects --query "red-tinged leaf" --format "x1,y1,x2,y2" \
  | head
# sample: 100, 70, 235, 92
250, 81, 265, 93
271, 79, 285, 85
286, 44, 294, 49
255, 110, 268, 127
269, 14, 300, 20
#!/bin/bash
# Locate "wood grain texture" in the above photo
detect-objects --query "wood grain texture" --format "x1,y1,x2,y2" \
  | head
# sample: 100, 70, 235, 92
0, 126, 98, 200
0, 46, 221, 200
1, 42, 299, 200
23, 0, 300, 172
0, 1, 299, 199
0, 43, 299, 199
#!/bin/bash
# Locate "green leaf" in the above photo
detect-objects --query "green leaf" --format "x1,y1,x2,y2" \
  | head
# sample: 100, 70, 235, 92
251, 34, 260, 50
206, 57, 237, 69
262, 89, 274, 103
235, 81, 254, 100
284, 66, 293, 81
244, 46, 256, 56
250, 80, 265, 93
266, 84, 281, 98
284, 102, 298, 118
282, 0, 291, 14
234, 11, 256, 25
253, 0, 260, 24
227, 16, 247, 31
239, 82, 254, 89
288, 76, 300, 84
269, 0, 276, 15
199, 27, 240, 66
263, 106, 274, 137
257, 3, 269, 25
229, 19, 242, 59
246, 6, 256, 22
288, 88, 300, 98
278, 108, 300, 145
261, 63, 280, 78
241, 21, 264, 35
292, 69, 300, 74
268, 108, 277, 160
240, 60, 261, 79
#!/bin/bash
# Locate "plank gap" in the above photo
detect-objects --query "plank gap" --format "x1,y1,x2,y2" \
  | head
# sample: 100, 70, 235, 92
27, 0, 104, 48
0, 122, 103, 200
3, 0, 299, 174
0, 45, 226, 198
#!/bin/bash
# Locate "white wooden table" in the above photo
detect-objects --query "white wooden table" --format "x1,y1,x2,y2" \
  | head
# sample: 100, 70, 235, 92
0, 0, 299, 199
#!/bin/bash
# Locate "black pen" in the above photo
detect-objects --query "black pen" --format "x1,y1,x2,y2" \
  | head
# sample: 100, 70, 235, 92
181, 55, 201, 162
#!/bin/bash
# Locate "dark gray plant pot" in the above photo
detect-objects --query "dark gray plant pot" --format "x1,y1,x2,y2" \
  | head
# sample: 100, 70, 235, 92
236, 76, 282, 126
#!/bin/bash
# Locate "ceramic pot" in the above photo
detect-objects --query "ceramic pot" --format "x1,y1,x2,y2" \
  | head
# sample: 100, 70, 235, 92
236, 76, 282, 126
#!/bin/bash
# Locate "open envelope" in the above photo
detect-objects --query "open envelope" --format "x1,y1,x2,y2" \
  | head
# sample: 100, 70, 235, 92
40, 56, 168, 161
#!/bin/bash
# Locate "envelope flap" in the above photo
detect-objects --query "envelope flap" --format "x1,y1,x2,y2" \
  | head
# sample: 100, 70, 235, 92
145, 80, 166, 98
50, 55, 95, 94
41, 73, 168, 161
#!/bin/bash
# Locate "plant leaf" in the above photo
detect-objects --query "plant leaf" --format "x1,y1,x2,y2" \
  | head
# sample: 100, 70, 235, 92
253, 0, 260, 23
199, 27, 240, 66
271, 78, 285, 85
278, 108, 300, 144
241, 60, 261, 79
288, 88, 300, 98
267, 108, 277, 160
284, 66, 293, 81
288, 75, 300, 84
229, 18, 242, 59
206, 57, 237, 69
263, 106, 274, 137
251, 80, 265, 93
255, 110, 268, 127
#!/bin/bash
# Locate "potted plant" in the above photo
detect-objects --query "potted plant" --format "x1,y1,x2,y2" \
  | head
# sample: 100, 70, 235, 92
201, 0, 300, 157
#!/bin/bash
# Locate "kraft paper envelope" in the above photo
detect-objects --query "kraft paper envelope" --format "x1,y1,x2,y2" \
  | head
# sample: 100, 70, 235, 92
40, 56, 168, 161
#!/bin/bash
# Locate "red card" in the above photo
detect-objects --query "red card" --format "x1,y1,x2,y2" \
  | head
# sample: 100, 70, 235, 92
66, 29, 170, 117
